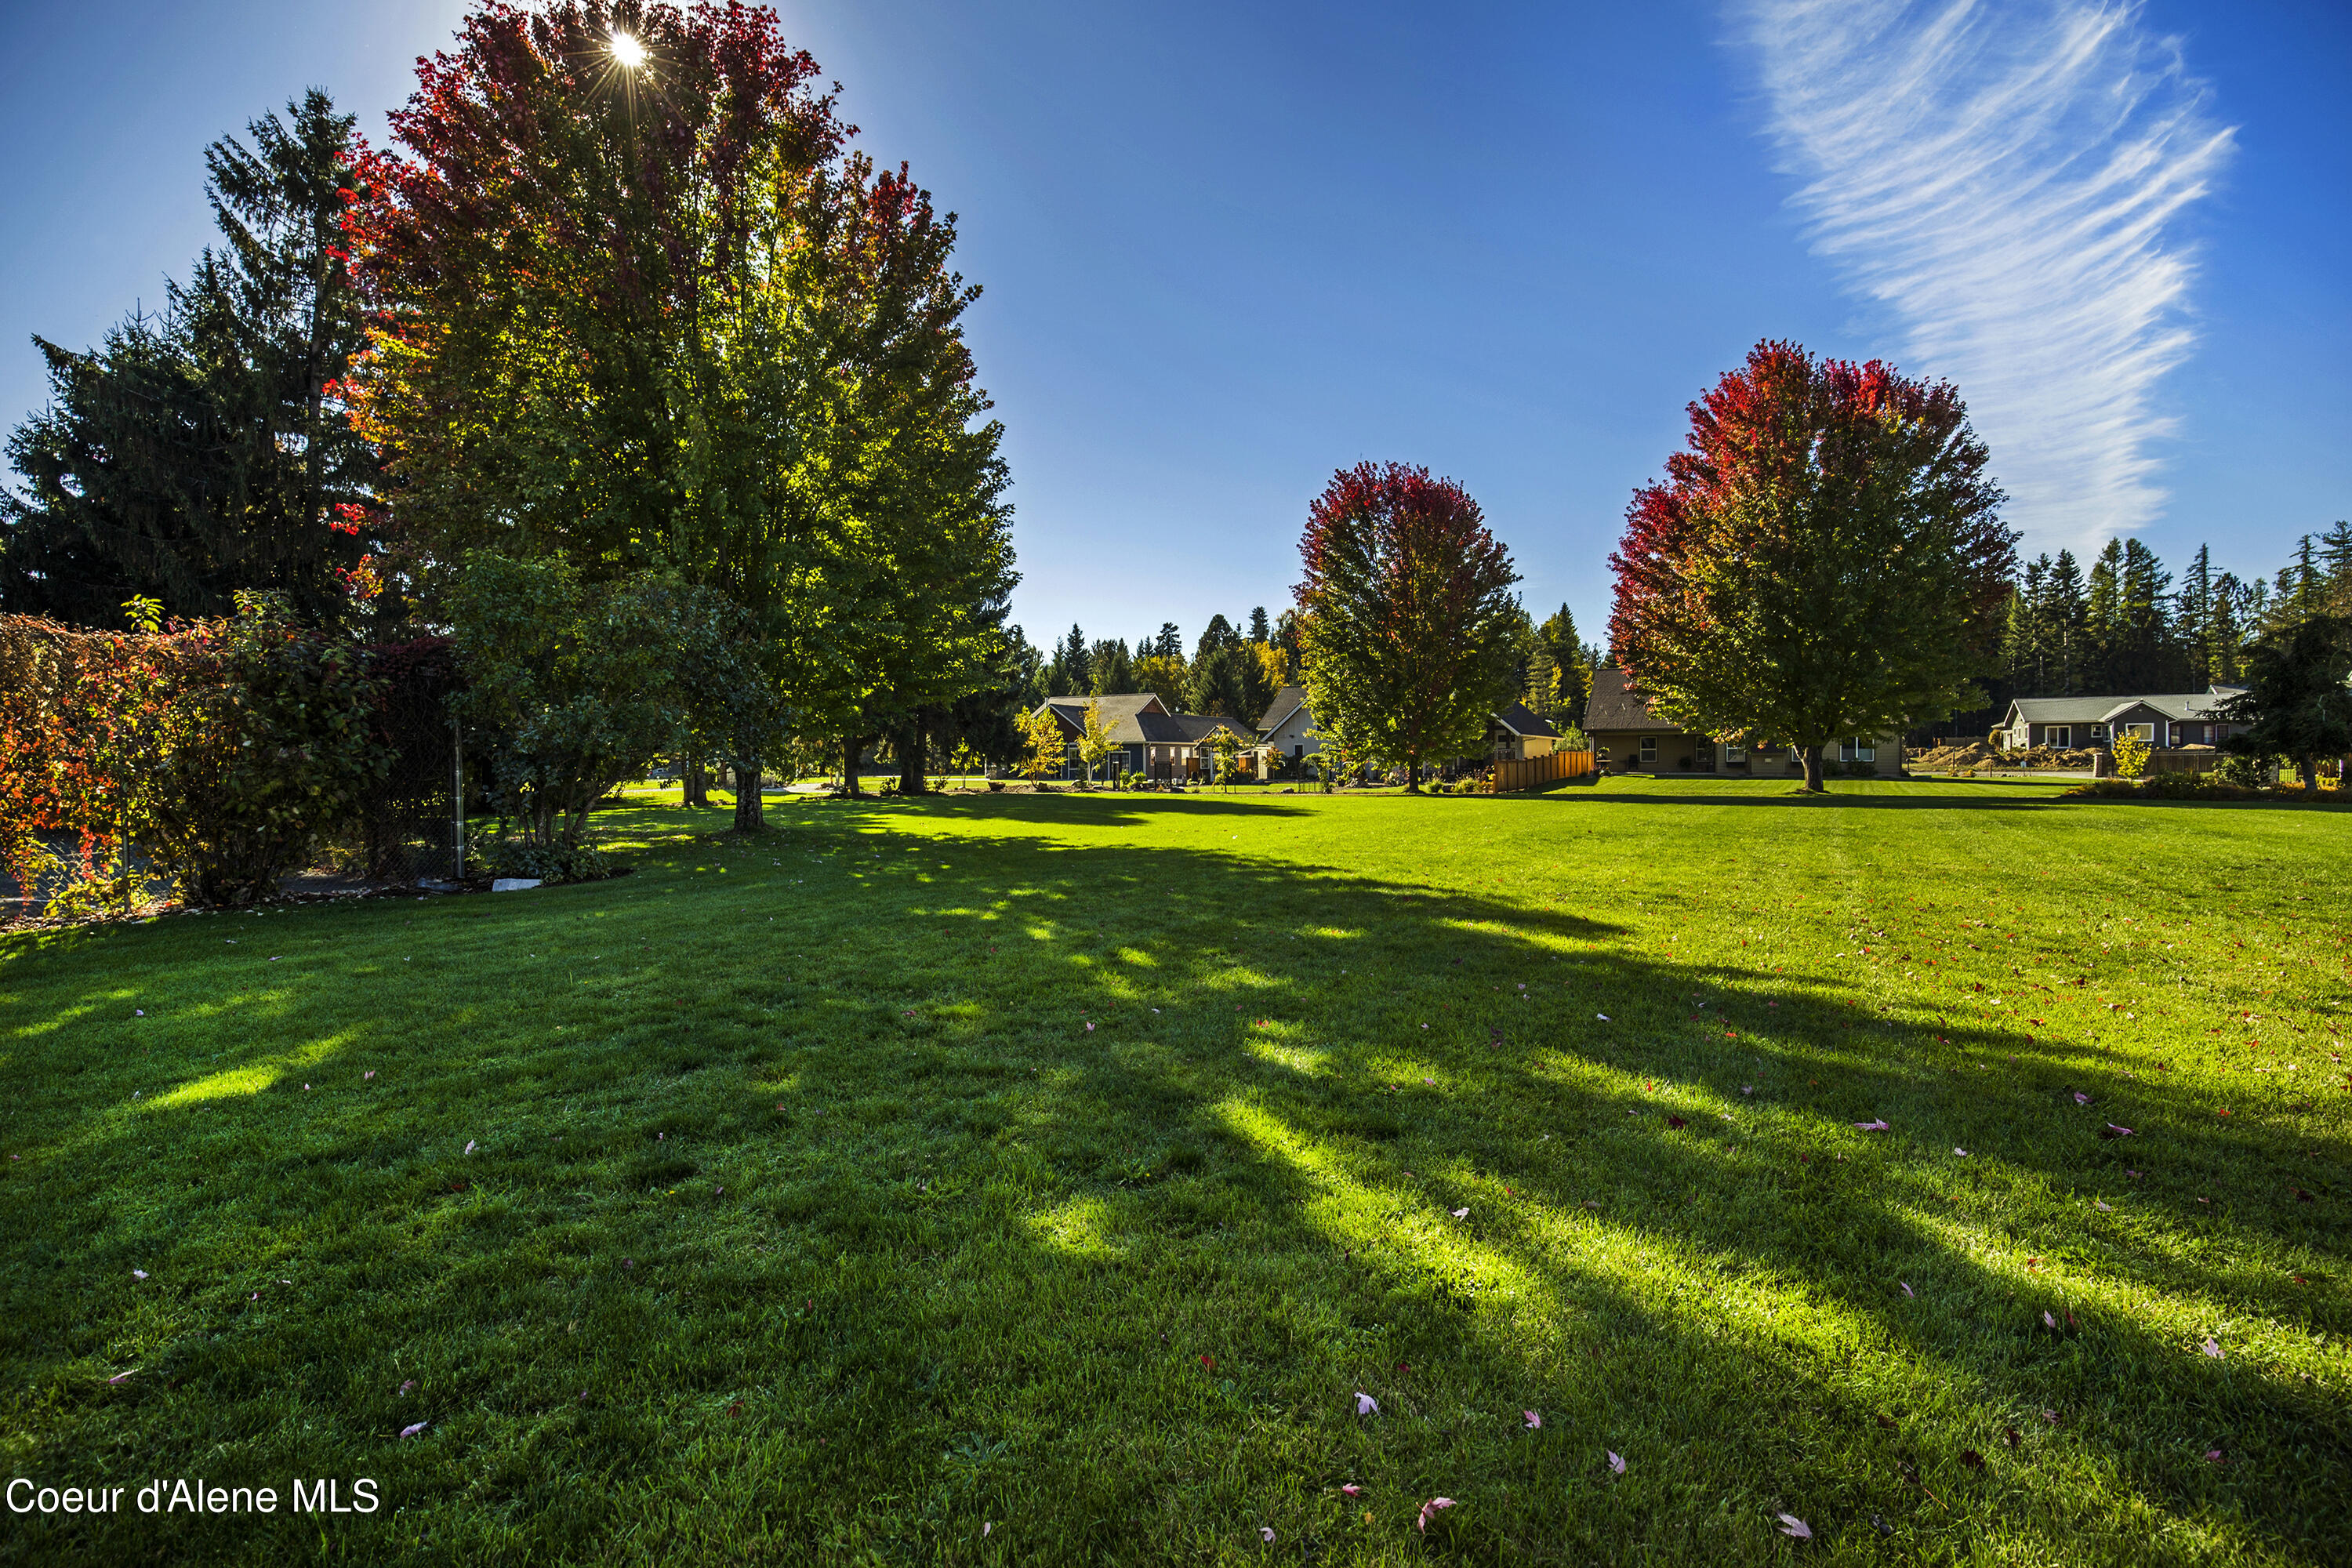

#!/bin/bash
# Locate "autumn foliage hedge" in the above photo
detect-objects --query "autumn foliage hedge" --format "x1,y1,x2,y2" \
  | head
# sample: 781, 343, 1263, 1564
0, 596, 387, 911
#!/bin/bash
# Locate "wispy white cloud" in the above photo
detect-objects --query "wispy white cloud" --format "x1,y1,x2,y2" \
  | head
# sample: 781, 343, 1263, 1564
1736, 0, 2234, 553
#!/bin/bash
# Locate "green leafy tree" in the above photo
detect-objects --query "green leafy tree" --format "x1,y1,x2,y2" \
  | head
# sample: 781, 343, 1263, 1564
1208, 726, 1242, 792
2216, 615, 2352, 790
1136, 652, 1190, 713
3, 92, 382, 628
1076, 696, 1116, 784
1296, 462, 1521, 793
447, 554, 732, 875
1610, 341, 2015, 791
1017, 706, 1065, 786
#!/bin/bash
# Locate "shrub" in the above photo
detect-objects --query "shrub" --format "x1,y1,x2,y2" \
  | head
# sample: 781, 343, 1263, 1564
1, 596, 387, 911
448, 554, 735, 875
2111, 732, 2151, 779
2212, 752, 2273, 789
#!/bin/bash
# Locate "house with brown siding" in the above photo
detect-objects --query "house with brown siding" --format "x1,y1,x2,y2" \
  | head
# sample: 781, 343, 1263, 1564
1583, 668, 1905, 778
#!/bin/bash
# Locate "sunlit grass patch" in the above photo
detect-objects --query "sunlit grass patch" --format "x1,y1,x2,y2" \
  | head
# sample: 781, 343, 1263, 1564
0, 778, 2344, 1564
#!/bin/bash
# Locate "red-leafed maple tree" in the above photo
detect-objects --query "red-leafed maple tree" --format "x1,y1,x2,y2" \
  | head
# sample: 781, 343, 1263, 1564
1610, 340, 2016, 790
1294, 463, 1521, 791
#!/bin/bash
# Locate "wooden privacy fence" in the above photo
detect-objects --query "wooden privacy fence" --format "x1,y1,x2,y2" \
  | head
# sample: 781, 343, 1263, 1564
1487, 749, 1595, 793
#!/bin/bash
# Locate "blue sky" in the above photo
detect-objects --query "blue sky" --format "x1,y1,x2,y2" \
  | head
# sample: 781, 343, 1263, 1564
3, 1, 2345, 654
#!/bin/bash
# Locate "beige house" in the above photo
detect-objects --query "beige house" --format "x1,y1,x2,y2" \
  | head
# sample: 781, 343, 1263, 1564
1584, 669, 1905, 778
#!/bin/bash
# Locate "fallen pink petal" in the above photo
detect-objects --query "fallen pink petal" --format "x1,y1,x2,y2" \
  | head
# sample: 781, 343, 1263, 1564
1340, 1484, 1363, 1498
1259, 1526, 1275, 1542
1607, 1450, 1626, 1475
1355, 1392, 1377, 1416
1778, 1513, 1812, 1540
2203, 1339, 2223, 1359
1417, 1497, 1456, 1533
1900, 1282, 1915, 1298
1523, 1410, 1541, 1428
132, 1269, 147, 1280
107, 1370, 135, 1385
1853, 1120, 1889, 1131
400, 1421, 428, 1439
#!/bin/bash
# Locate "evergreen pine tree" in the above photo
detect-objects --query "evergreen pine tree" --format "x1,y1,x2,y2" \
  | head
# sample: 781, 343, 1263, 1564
1247, 606, 1271, 644
2177, 545, 2216, 688
2, 91, 380, 626
2321, 521, 2352, 614
2046, 550, 2088, 694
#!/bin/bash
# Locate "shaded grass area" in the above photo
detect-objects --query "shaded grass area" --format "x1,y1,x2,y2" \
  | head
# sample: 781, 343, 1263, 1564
2, 777, 2347, 1564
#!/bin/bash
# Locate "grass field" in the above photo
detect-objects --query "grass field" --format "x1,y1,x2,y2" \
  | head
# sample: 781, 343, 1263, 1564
2, 776, 2346, 1565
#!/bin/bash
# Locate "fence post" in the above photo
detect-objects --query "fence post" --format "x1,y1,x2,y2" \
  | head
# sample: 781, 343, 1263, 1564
452, 713, 464, 880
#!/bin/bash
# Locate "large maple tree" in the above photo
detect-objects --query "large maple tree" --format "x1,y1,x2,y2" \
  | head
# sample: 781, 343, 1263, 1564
1294, 463, 1521, 791
346, 1, 1012, 824
1609, 340, 2016, 789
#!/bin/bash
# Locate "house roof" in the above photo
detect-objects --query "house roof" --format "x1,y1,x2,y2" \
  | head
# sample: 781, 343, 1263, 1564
1494, 701, 1558, 739
2001, 688, 2246, 728
1258, 686, 1308, 736
1136, 710, 1256, 745
1581, 667, 1680, 733
1039, 693, 1168, 744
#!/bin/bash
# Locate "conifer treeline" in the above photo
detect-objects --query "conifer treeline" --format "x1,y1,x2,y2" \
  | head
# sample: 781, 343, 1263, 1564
1023, 601, 1601, 731
2000, 525, 2351, 698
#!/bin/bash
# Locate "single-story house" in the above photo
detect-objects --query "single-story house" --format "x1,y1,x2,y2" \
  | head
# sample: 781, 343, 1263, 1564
1256, 688, 1567, 765
1994, 688, 2248, 752
1487, 702, 1559, 760
1584, 668, 1905, 777
1033, 695, 1264, 781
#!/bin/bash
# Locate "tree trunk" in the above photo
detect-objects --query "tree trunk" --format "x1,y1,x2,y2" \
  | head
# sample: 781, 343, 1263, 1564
732, 751, 764, 831
683, 759, 710, 809
1801, 743, 1825, 792
898, 715, 927, 795
1403, 752, 1421, 793
2297, 753, 2318, 791
843, 736, 866, 797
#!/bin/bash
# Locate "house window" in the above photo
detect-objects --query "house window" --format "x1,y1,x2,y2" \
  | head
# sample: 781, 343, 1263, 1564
1853, 739, 1875, 763
1639, 737, 1657, 765
2046, 726, 2070, 750
1726, 745, 1746, 764
2089, 724, 2107, 742
2124, 723, 2154, 742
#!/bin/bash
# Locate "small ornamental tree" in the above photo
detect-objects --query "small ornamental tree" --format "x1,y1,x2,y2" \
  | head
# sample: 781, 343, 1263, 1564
1018, 708, 1065, 787
2111, 731, 2152, 780
1076, 697, 1116, 785
447, 554, 732, 877
1209, 727, 1243, 792
1294, 463, 1523, 793
2217, 615, 2352, 789
1610, 341, 2016, 790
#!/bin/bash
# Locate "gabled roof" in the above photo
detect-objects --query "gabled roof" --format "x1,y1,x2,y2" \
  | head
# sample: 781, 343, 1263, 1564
1581, 667, 1679, 733
1494, 701, 1558, 739
1258, 686, 1308, 736
1038, 693, 1168, 744
2001, 688, 2245, 727
1136, 710, 1256, 745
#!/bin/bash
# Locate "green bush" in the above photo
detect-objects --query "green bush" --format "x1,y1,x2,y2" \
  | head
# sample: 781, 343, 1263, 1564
474, 836, 609, 883
2111, 732, 2151, 779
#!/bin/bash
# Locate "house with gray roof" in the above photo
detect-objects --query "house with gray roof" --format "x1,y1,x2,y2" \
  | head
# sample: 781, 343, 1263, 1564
1994, 688, 2247, 752
1258, 688, 1569, 768
1033, 695, 1263, 782
1584, 667, 1904, 777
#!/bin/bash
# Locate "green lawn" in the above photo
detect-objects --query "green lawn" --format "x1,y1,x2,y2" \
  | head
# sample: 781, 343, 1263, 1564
2, 777, 2346, 1564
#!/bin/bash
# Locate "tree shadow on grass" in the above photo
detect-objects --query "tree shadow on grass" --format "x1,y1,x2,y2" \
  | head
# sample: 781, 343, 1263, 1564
4, 815, 2346, 1564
